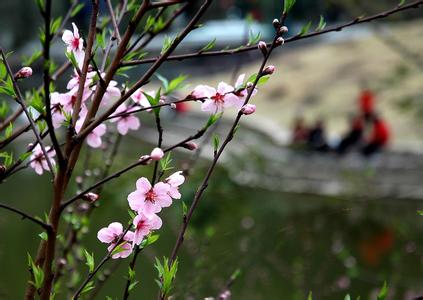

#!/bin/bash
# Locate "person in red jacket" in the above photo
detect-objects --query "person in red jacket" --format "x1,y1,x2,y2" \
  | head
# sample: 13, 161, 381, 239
362, 114, 390, 156
359, 89, 376, 121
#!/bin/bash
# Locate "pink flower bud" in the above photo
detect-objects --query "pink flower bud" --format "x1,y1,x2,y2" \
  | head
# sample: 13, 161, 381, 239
246, 82, 254, 88
0, 164, 5, 174
182, 141, 198, 151
280, 26, 289, 34
272, 19, 281, 29
139, 155, 152, 165
275, 37, 285, 46
262, 65, 276, 76
241, 104, 256, 115
159, 99, 166, 105
15, 67, 33, 79
82, 192, 99, 202
170, 103, 177, 109
257, 41, 268, 56
150, 147, 164, 161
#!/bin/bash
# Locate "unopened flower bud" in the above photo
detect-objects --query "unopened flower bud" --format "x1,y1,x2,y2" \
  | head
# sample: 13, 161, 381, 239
257, 41, 268, 56
150, 147, 164, 161
139, 155, 152, 165
275, 37, 285, 46
159, 99, 166, 105
170, 103, 177, 109
82, 192, 99, 202
262, 65, 276, 76
279, 26, 289, 34
14, 67, 33, 80
0, 164, 6, 175
182, 141, 198, 151
219, 290, 231, 300
77, 203, 90, 212
75, 176, 83, 184
57, 258, 67, 267
246, 82, 254, 88
241, 104, 256, 115
272, 18, 281, 29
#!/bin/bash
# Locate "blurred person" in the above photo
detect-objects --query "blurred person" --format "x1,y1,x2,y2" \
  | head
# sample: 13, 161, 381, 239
361, 113, 390, 157
307, 119, 330, 152
358, 86, 376, 121
291, 116, 309, 147
336, 114, 364, 155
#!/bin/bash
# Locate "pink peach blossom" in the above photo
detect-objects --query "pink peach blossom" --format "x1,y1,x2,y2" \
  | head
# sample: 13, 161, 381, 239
62, 23, 83, 53
150, 148, 164, 161
110, 103, 140, 135
165, 171, 185, 199
30, 144, 56, 175
15, 67, 33, 79
193, 82, 239, 113
131, 88, 153, 109
93, 79, 121, 105
132, 212, 162, 246
75, 120, 107, 148
97, 222, 134, 259
67, 69, 96, 90
127, 177, 172, 216
233, 74, 257, 107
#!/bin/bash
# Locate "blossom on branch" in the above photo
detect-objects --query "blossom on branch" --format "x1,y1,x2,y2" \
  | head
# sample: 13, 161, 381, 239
75, 119, 107, 148
110, 103, 140, 135
132, 212, 162, 246
150, 148, 164, 161
165, 171, 185, 199
193, 82, 239, 113
127, 177, 172, 216
30, 144, 56, 175
131, 88, 154, 109
62, 23, 84, 53
97, 222, 134, 259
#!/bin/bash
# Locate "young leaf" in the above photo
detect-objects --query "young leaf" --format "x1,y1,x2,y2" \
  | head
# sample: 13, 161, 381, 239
307, 291, 313, 300
284, 0, 297, 13
418, 210, 423, 216
213, 134, 220, 152
128, 281, 139, 292
200, 38, 216, 52
182, 200, 187, 216
156, 74, 169, 92
71, 3, 85, 17
248, 30, 261, 45
316, 15, 326, 31
398, 0, 406, 6
299, 21, 312, 36
167, 75, 187, 94
83, 250, 95, 273
377, 281, 388, 300
80, 281, 95, 295
206, 113, 222, 128
344, 295, 351, 300
38, 232, 48, 241
5, 122, 13, 139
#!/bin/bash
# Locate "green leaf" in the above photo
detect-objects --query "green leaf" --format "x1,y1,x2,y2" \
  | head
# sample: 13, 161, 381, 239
200, 38, 216, 52
418, 210, 423, 216
316, 15, 326, 31
307, 291, 313, 300
154, 257, 178, 297
156, 74, 169, 93
0, 63, 7, 80
145, 234, 160, 246
0, 101, 8, 118
80, 281, 95, 295
38, 232, 48, 241
22, 50, 42, 66
19, 151, 32, 162
0, 151, 13, 167
248, 30, 261, 46
344, 294, 351, 300
167, 75, 187, 94
128, 267, 136, 281
182, 200, 187, 216
50, 17, 62, 34
284, 0, 297, 13
399, 0, 406, 6
5, 122, 13, 139
83, 250, 95, 273
257, 75, 270, 86
160, 153, 173, 172
28, 254, 44, 289
71, 3, 85, 17
111, 242, 128, 256
206, 113, 222, 128
212, 134, 220, 152
65, 51, 79, 70
299, 21, 312, 36
377, 281, 388, 300
128, 281, 139, 292
161, 36, 174, 54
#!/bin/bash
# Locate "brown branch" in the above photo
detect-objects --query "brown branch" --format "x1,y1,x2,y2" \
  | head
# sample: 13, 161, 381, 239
0, 202, 52, 231
149, 0, 187, 9
61, 125, 207, 210
106, 0, 122, 43
76, 0, 212, 142
0, 106, 24, 131
0, 49, 55, 178
122, 0, 423, 67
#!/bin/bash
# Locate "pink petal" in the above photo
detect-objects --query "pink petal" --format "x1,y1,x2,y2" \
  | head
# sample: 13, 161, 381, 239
128, 190, 145, 211
62, 30, 74, 45
135, 177, 152, 193
201, 99, 218, 113
154, 182, 170, 195
117, 121, 129, 135
217, 82, 234, 94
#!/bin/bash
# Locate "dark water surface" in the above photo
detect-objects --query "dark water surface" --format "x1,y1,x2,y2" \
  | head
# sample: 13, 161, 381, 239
1, 165, 422, 299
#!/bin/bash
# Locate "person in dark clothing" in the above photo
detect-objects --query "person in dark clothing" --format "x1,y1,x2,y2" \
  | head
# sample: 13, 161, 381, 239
337, 115, 364, 155
307, 120, 330, 152
362, 114, 390, 157
358, 88, 376, 122
291, 116, 309, 147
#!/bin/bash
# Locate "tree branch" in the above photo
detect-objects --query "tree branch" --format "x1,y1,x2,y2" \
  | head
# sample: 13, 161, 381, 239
0, 202, 52, 231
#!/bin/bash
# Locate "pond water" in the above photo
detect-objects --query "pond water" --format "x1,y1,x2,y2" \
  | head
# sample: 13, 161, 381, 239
1, 162, 422, 299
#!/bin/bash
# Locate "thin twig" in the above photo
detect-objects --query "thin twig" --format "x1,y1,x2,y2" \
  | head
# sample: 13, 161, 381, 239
0, 202, 52, 231
106, 0, 122, 43
122, 0, 423, 67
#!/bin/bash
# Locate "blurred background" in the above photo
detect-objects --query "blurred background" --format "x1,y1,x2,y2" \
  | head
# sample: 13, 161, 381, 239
0, 0, 422, 299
